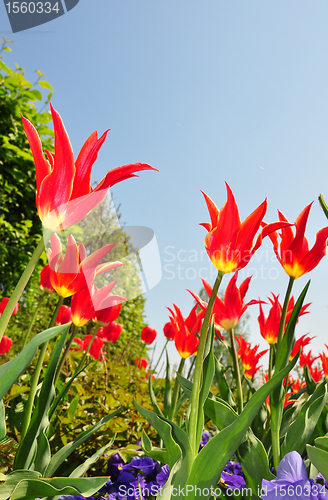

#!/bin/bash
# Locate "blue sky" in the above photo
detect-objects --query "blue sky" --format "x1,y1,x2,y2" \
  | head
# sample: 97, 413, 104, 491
2, 0, 328, 372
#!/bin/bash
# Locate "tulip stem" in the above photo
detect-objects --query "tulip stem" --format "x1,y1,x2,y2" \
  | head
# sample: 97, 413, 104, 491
187, 355, 196, 381
21, 295, 64, 440
21, 293, 46, 349
55, 323, 77, 386
271, 275, 295, 472
276, 276, 295, 353
188, 270, 224, 458
268, 345, 274, 380
0, 235, 48, 343
229, 328, 243, 413
75, 325, 101, 372
152, 339, 169, 373
168, 357, 185, 420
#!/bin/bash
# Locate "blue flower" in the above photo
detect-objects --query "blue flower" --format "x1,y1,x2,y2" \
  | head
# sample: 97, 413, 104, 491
260, 451, 328, 500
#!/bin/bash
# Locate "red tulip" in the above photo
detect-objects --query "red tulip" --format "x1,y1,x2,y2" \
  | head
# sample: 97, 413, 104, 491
289, 335, 312, 361
21, 104, 157, 231
163, 322, 175, 341
309, 366, 323, 382
39, 265, 55, 293
72, 334, 105, 360
190, 273, 257, 331
236, 335, 267, 380
168, 304, 204, 359
264, 203, 328, 279
320, 351, 328, 377
98, 322, 123, 343
48, 233, 123, 298
141, 326, 157, 345
56, 305, 72, 325
258, 294, 310, 345
71, 283, 125, 327
135, 357, 148, 368
0, 297, 19, 317
0, 335, 12, 355
200, 183, 291, 273
300, 350, 319, 369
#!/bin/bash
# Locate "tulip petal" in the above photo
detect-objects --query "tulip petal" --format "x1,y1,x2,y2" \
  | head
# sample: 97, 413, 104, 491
71, 129, 110, 199
296, 225, 328, 276
94, 163, 158, 191
201, 191, 220, 230
21, 115, 51, 193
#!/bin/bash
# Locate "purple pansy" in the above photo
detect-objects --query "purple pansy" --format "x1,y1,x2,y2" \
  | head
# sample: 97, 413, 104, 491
260, 451, 328, 500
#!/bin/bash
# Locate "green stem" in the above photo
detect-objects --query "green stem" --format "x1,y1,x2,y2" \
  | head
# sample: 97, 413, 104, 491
276, 276, 295, 353
54, 323, 77, 386
0, 235, 47, 343
229, 328, 243, 413
21, 293, 46, 349
153, 339, 169, 373
168, 358, 185, 420
319, 194, 328, 220
75, 325, 101, 372
188, 270, 224, 458
21, 295, 64, 440
186, 355, 196, 381
268, 345, 274, 380
271, 275, 295, 472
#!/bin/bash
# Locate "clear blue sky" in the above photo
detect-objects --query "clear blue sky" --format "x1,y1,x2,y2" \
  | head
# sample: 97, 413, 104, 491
2, 0, 328, 372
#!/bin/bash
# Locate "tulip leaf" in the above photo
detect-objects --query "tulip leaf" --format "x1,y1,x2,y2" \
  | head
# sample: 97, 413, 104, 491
0, 401, 5, 440
0, 470, 109, 500
69, 439, 114, 478
134, 400, 182, 468
319, 194, 328, 220
164, 348, 172, 418
148, 373, 163, 417
304, 365, 317, 395
141, 431, 172, 464
215, 358, 236, 409
238, 430, 275, 498
45, 406, 123, 477
13, 326, 69, 473
281, 381, 328, 458
306, 444, 328, 482
181, 354, 299, 499
204, 397, 238, 429
0, 323, 70, 401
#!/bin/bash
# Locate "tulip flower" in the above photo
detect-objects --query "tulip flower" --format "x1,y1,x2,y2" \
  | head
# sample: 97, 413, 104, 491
47, 233, 123, 298
39, 265, 55, 293
320, 350, 328, 377
21, 104, 157, 232
258, 294, 310, 345
236, 335, 267, 380
0, 335, 12, 355
163, 322, 175, 341
200, 183, 292, 273
72, 334, 105, 360
141, 326, 157, 345
264, 203, 328, 279
168, 304, 204, 359
70, 282, 125, 327
309, 366, 323, 382
300, 350, 319, 369
289, 334, 312, 361
190, 273, 257, 331
56, 305, 72, 325
98, 322, 123, 343
135, 357, 148, 368
0, 297, 19, 317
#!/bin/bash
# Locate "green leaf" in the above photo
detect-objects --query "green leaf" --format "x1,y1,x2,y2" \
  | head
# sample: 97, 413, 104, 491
0, 470, 108, 500
134, 400, 182, 468
38, 80, 53, 91
215, 357, 236, 408
319, 194, 328, 220
304, 365, 316, 395
307, 444, 328, 482
0, 323, 70, 401
238, 430, 275, 497
14, 327, 69, 472
0, 400, 6, 440
148, 371, 163, 417
204, 397, 238, 429
68, 394, 79, 419
45, 406, 123, 477
69, 440, 114, 478
0, 60, 12, 75
281, 381, 328, 458
183, 354, 299, 499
